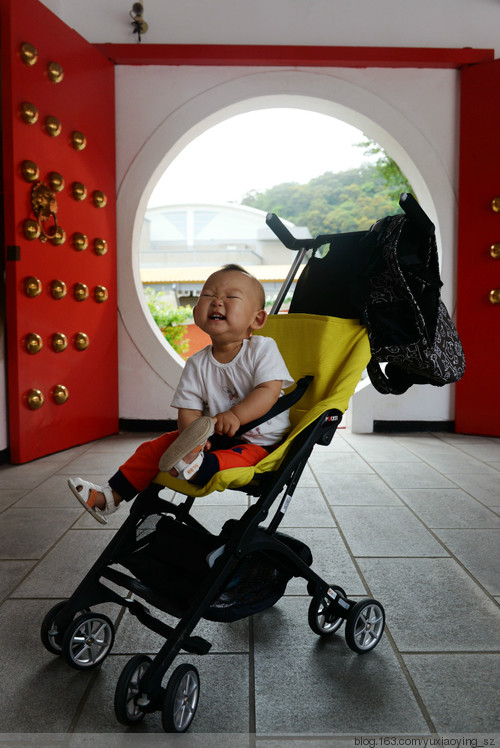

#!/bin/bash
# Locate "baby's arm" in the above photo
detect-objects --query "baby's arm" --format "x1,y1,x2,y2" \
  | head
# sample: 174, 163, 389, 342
177, 407, 204, 432
214, 380, 283, 437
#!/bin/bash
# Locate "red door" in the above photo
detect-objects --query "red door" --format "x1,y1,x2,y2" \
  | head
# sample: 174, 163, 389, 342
1, 0, 118, 462
455, 58, 500, 436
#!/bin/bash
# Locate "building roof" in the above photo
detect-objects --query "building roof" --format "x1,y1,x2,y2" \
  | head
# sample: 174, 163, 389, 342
140, 264, 305, 284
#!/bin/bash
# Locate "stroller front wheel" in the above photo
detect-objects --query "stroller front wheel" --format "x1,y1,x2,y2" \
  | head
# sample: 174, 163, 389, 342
40, 601, 90, 655
345, 599, 385, 654
308, 586, 346, 636
114, 654, 152, 724
162, 664, 200, 733
62, 612, 115, 669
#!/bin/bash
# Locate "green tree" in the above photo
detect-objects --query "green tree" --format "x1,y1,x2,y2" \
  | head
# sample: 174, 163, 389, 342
143, 287, 192, 356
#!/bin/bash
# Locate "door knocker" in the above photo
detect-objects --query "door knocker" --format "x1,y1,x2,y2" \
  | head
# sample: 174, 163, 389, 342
30, 181, 60, 242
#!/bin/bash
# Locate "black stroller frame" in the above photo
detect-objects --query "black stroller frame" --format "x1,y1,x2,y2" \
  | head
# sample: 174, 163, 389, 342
41, 214, 387, 733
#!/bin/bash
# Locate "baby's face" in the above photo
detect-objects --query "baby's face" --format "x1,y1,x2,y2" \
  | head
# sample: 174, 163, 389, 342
194, 270, 266, 343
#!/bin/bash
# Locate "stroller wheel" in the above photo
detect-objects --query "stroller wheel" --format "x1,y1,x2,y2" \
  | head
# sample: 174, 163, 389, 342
40, 601, 90, 655
162, 664, 200, 733
114, 654, 152, 725
308, 586, 346, 636
345, 599, 385, 654
62, 612, 115, 669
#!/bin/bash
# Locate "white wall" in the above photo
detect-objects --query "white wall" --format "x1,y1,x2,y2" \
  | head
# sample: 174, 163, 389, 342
115, 64, 458, 426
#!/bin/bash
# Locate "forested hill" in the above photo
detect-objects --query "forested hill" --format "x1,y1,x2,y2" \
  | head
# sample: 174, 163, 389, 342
241, 163, 411, 236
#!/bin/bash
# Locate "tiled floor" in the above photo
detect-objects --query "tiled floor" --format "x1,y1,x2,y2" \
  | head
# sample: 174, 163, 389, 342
0, 428, 499, 745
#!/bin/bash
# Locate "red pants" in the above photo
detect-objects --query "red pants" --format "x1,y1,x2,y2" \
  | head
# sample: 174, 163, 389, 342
118, 431, 269, 495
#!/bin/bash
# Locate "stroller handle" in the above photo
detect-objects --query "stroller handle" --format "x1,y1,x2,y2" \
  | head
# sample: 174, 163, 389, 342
266, 213, 336, 251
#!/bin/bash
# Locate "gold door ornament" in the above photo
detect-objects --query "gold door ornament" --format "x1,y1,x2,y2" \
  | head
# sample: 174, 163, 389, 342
52, 384, 69, 405
71, 131, 87, 151
490, 244, 500, 260
27, 389, 44, 410
30, 181, 60, 242
25, 332, 43, 354
23, 219, 40, 241
51, 333, 68, 353
47, 62, 64, 84
20, 101, 38, 125
74, 332, 89, 351
94, 285, 108, 303
50, 279, 67, 300
72, 232, 88, 251
93, 238, 108, 256
74, 282, 89, 301
20, 42, 38, 66
71, 182, 87, 201
93, 190, 107, 208
44, 115, 62, 137
489, 289, 500, 305
24, 276, 42, 297
492, 198, 500, 214
48, 172, 65, 192
21, 160, 40, 182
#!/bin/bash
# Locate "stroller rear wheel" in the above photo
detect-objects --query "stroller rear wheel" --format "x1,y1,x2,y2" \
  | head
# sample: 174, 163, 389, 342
62, 612, 115, 669
162, 664, 200, 733
308, 586, 346, 636
345, 599, 385, 654
114, 654, 152, 724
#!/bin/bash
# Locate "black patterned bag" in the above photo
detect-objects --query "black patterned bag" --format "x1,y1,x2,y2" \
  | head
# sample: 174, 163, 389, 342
363, 213, 465, 395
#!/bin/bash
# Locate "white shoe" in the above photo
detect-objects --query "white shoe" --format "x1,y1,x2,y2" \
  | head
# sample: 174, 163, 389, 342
68, 477, 118, 525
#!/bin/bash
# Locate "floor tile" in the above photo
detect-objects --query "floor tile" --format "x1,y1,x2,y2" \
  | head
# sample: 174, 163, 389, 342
433, 528, 500, 595
446, 472, 500, 507
403, 653, 500, 733
253, 596, 429, 735
333, 506, 448, 557
308, 452, 374, 475
396, 488, 500, 528
0, 560, 36, 601
357, 557, 500, 651
369, 462, 455, 489
279, 486, 335, 527
321, 474, 403, 506
0, 507, 82, 559
0, 599, 94, 732
12, 530, 117, 597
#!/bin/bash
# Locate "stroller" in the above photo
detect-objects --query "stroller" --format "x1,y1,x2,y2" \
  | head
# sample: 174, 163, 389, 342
40, 213, 387, 733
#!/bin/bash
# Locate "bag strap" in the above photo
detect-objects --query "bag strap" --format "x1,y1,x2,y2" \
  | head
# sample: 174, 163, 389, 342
236, 375, 314, 437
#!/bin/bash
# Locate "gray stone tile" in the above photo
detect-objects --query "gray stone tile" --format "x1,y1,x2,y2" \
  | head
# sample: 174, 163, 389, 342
397, 488, 500, 528
433, 528, 500, 595
0, 599, 94, 732
253, 596, 428, 735
279, 486, 335, 528
284, 527, 366, 596
73, 653, 249, 733
0, 507, 82, 559
447, 473, 500, 507
0, 459, 62, 489
0, 488, 28, 511
16, 474, 93, 509
114, 605, 249, 654
308, 451, 373, 475
414, 451, 498, 475
321, 474, 403, 506
357, 557, 500, 651
190, 504, 248, 535
12, 530, 117, 597
56, 452, 132, 475
442, 439, 500, 463
0, 560, 35, 601
370, 462, 455, 489
342, 434, 421, 463
403, 653, 500, 733
333, 506, 447, 557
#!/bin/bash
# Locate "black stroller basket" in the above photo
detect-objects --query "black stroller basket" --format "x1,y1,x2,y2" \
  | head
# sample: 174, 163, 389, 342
41, 213, 388, 733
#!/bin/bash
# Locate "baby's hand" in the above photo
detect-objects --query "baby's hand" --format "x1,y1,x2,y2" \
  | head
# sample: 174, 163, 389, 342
214, 410, 240, 437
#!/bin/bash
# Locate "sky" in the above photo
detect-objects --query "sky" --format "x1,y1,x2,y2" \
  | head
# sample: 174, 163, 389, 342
147, 108, 377, 208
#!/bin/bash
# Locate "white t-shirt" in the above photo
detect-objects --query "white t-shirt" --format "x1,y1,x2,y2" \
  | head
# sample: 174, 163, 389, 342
171, 336, 294, 446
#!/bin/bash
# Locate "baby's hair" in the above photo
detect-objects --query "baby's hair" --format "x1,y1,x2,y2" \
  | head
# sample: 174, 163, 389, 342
218, 263, 265, 310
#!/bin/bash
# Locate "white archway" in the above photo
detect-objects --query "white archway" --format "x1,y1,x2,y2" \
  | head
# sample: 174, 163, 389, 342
116, 69, 455, 397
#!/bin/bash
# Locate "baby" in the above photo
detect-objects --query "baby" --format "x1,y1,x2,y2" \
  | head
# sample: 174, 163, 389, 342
69, 264, 294, 523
